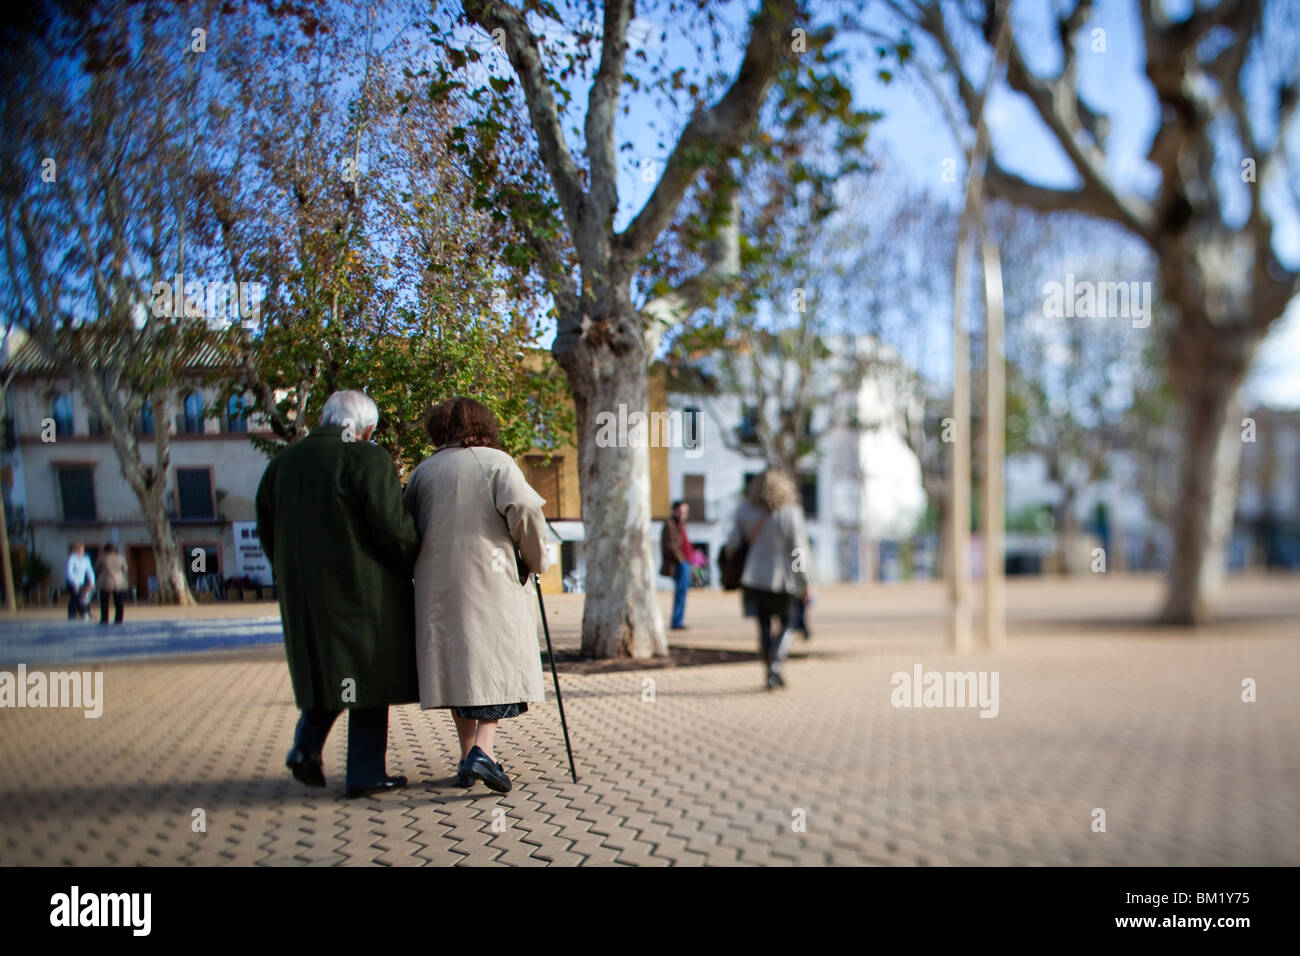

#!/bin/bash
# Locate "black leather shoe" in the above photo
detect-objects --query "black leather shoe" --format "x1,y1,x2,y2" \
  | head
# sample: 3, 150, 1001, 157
464, 746, 511, 793
455, 756, 474, 788
286, 746, 326, 788
345, 774, 407, 798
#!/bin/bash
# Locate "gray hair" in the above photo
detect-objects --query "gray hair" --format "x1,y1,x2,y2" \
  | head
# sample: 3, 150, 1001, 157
319, 390, 379, 434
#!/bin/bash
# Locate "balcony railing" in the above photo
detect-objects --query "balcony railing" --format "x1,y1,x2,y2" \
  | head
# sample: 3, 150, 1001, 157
175, 414, 206, 436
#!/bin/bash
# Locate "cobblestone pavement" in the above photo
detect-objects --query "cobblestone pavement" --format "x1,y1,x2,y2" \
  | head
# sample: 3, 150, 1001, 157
1, 574, 1296, 866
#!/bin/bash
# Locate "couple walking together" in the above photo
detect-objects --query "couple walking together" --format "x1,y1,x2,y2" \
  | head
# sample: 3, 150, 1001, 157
255, 392, 549, 797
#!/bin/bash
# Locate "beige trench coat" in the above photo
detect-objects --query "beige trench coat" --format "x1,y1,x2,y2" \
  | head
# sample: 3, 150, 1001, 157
404, 445, 551, 710
95, 552, 129, 592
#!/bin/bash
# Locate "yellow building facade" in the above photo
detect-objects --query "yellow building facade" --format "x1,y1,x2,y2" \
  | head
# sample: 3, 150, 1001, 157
517, 354, 671, 593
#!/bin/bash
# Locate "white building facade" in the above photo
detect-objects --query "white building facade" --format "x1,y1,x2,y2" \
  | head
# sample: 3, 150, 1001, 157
661, 336, 926, 587
2, 337, 274, 602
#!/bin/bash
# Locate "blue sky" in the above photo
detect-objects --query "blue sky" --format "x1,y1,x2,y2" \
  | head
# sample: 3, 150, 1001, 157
849, 0, 1300, 408
467, 0, 1299, 409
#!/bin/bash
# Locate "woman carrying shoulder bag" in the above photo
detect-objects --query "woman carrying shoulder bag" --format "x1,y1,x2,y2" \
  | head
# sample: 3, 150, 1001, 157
725, 469, 812, 690
404, 397, 551, 793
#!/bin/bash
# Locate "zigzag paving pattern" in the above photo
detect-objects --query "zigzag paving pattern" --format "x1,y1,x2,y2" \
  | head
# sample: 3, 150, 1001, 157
1, 576, 1297, 866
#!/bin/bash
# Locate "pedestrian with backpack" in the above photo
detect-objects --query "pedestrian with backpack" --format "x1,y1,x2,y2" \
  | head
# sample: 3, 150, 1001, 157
720, 469, 812, 690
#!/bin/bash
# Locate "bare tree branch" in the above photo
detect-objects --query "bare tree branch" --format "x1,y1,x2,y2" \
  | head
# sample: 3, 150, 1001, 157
990, 5, 1154, 236
585, 0, 633, 230
463, 0, 587, 239
896, 1, 1154, 236
640, 189, 740, 348
616, 0, 797, 261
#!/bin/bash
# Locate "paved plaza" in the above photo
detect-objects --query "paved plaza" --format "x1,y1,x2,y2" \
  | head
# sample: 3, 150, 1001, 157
0, 574, 1297, 866
0, 614, 282, 666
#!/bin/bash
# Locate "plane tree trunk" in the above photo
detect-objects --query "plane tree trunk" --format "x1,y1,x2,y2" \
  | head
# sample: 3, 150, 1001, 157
895, 0, 1300, 625
555, 297, 663, 656
1159, 304, 1255, 624
460, 0, 796, 656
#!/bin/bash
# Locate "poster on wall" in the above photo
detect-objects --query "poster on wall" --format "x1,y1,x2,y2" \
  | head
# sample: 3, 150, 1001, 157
233, 521, 272, 585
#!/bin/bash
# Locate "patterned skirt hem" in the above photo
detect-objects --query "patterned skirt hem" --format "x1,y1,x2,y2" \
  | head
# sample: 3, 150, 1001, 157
453, 702, 528, 720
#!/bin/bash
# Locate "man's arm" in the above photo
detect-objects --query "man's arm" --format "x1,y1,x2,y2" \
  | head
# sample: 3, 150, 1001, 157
254, 459, 277, 565
403, 467, 428, 534
353, 445, 420, 568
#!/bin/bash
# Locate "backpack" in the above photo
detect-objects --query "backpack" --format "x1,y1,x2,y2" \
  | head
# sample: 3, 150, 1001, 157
718, 511, 769, 591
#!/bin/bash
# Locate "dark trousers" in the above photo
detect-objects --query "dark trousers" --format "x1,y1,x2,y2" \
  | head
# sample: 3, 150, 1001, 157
750, 588, 793, 673
99, 590, 126, 624
293, 707, 389, 787
66, 579, 89, 619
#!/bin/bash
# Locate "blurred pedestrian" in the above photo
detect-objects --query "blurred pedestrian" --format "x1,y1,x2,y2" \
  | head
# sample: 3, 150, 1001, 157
65, 542, 94, 622
405, 397, 551, 794
725, 469, 812, 690
256, 390, 420, 798
94, 543, 129, 625
661, 499, 697, 629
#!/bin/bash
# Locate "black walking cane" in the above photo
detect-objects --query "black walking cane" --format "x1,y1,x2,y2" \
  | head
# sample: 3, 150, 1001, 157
534, 573, 579, 783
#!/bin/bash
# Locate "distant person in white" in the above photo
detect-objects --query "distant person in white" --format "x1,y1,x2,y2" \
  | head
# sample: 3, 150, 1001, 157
65, 542, 95, 622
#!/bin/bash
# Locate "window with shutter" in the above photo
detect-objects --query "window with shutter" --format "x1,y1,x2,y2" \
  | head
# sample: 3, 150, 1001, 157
226, 395, 248, 433
56, 466, 96, 522
176, 468, 215, 519
180, 392, 205, 435
525, 456, 561, 519
52, 393, 74, 438
683, 473, 706, 518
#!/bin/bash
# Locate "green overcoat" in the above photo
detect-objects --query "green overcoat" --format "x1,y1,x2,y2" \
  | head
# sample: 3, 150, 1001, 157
255, 425, 420, 710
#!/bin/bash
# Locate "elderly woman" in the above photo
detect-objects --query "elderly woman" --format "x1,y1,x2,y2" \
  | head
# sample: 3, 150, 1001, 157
404, 397, 550, 793
725, 468, 813, 690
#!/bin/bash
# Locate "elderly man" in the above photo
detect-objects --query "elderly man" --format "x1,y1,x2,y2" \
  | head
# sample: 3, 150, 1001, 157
255, 390, 420, 798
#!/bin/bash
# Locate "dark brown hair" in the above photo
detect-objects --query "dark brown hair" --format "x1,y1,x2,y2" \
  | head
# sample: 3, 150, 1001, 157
425, 396, 503, 451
